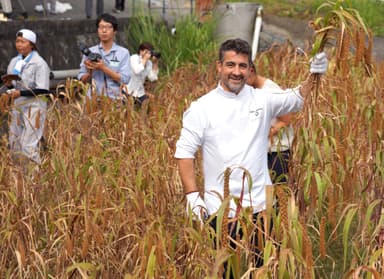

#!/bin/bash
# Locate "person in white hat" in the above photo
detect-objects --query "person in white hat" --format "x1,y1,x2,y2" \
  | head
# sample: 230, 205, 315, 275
1, 29, 51, 167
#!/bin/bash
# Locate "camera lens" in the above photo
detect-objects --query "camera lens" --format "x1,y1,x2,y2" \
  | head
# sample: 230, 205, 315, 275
151, 50, 161, 59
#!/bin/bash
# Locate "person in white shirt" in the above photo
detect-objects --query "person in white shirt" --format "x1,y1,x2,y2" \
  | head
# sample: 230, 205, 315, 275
247, 64, 294, 184
174, 38, 328, 273
125, 42, 159, 108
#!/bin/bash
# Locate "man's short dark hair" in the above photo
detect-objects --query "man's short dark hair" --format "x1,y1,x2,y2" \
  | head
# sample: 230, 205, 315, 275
96, 13, 118, 31
219, 38, 252, 65
138, 42, 154, 53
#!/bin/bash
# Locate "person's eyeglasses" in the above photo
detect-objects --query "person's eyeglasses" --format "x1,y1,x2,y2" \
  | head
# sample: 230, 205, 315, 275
98, 25, 114, 30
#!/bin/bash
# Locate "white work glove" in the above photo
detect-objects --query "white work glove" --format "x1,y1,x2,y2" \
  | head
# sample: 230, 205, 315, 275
310, 52, 328, 74
186, 192, 207, 223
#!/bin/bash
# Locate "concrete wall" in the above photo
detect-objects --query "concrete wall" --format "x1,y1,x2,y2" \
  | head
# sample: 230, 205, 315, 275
0, 18, 131, 75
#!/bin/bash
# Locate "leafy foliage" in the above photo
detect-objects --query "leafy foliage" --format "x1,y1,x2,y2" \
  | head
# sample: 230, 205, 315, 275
126, 15, 217, 75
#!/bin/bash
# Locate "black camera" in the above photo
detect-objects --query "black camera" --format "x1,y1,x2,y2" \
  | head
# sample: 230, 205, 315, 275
79, 43, 102, 62
150, 50, 161, 59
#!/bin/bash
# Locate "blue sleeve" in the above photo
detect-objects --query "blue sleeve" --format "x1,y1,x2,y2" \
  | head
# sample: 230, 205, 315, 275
119, 48, 131, 84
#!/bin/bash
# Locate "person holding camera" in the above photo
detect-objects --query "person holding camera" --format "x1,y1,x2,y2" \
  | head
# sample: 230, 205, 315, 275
124, 42, 159, 108
78, 13, 131, 101
2, 29, 50, 166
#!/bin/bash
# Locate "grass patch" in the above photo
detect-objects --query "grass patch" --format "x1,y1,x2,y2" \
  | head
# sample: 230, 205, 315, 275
126, 14, 217, 75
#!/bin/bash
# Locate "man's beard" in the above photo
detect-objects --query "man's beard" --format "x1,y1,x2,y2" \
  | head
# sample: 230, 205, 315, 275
222, 75, 246, 94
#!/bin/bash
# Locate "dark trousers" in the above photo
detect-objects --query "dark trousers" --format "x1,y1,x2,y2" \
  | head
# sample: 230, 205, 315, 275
133, 95, 149, 109
115, 0, 125, 10
268, 150, 290, 184
85, 0, 104, 18
209, 211, 270, 278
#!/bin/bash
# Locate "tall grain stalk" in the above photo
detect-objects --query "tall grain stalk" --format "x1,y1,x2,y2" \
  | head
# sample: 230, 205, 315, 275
298, 0, 370, 214
1, 14, 383, 277
256, 7, 383, 276
302, 0, 383, 272
308, 0, 369, 109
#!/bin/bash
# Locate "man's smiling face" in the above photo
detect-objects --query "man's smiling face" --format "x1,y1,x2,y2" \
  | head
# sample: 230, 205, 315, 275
216, 50, 251, 94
